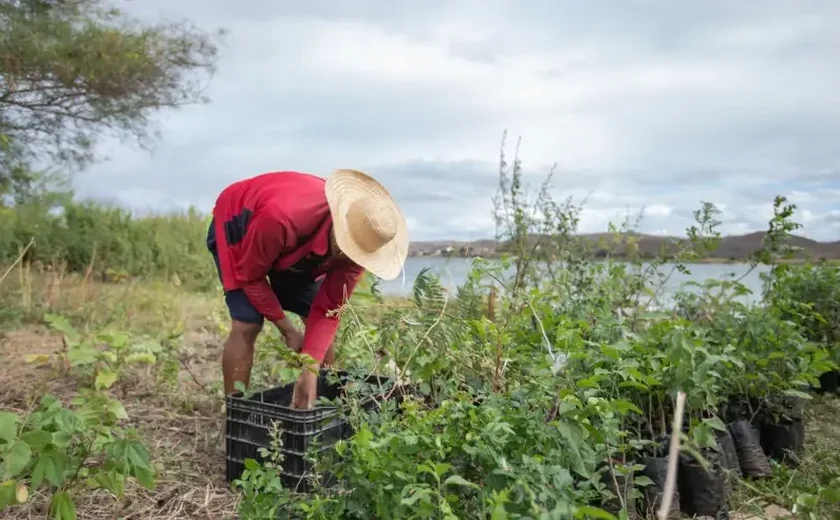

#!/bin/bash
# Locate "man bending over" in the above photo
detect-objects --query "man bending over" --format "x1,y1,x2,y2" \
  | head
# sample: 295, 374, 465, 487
206, 169, 408, 409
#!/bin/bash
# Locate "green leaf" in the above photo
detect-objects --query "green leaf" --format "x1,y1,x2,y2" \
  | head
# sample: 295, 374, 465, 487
277, 366, 299, 383
704, 416, 728, 432
0, 412, 18, 443
44, 314, 76, 338
21, 430, 52, 449
31, 456, 46, 488
600, 344, 620, 361
54, 410, 81, 434
106, 400, 128, 421
126, 442, 153, 471
40, 395, 60, 411
66, 345, 97, 366
94, 370, 118, 390
2, 441, 32, 478
820, 487, 840, 504
783, 389, 813, 400
576, 506, 617, 519
612, 399, 644, 416
417, 464, 435, 477
0, 480, 15, 509
443, 475, 479, 489
400, 486, 433, 506
96, 470, 126, 498
490, 502, 508, 520
31, 451, 65, 488
125, 352, 156, 364
52, 431, 72, 448
133, 466, 155, 490
634, 475, 654, 487
796, 492, 819, 510
49, 490, 77, 520
618, 380, 648, 391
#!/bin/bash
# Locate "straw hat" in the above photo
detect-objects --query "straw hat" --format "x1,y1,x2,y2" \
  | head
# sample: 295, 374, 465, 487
325, 169, 408, 281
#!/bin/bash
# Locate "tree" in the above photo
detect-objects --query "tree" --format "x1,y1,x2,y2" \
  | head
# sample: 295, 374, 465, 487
0, 0, 222, 196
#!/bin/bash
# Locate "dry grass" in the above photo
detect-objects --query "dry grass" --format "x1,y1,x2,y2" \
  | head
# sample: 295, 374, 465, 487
0, 260, 223, 333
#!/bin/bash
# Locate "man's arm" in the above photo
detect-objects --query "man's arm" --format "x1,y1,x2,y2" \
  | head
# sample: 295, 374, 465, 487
291, 263, 364, 409
233, 212, 290, 324
299, 263, 365, 363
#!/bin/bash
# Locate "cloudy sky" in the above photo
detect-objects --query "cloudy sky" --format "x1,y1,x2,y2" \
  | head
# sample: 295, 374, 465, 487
75, 0, 840, 241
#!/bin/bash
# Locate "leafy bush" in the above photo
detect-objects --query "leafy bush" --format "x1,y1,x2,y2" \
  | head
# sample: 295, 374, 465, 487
765, 262, 840, 361
38, 313, 182, 393
0, 393, 155, 518
0, 196, 216, 291
0, 311, 170, 518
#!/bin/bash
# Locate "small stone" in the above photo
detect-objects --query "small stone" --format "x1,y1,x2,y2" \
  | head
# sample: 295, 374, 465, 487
730, 504, 793, 520
763, 505, 793, 518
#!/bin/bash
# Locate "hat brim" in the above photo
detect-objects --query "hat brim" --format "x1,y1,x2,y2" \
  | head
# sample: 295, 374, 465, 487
325, 169, 408, 281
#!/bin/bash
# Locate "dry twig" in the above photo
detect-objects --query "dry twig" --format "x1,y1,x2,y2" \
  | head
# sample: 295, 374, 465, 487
658, 391, 686, 520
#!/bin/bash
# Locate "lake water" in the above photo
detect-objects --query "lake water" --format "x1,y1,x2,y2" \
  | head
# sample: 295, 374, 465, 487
377, 257, 771, 303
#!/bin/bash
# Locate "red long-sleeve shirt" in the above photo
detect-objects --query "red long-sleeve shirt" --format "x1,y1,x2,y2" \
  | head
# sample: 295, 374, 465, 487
212, 171, 364, 363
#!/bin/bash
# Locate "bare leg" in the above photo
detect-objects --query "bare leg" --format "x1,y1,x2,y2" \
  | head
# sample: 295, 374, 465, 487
322, 343, 336, 368
223, 320, 262, 395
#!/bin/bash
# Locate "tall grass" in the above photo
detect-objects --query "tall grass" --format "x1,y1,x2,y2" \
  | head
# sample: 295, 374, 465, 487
0, 199, 216, 291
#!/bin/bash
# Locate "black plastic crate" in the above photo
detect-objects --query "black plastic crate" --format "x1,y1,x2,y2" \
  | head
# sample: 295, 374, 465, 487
225, 370, 394, 492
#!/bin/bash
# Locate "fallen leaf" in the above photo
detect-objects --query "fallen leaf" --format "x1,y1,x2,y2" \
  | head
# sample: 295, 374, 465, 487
23, 354, 51, 364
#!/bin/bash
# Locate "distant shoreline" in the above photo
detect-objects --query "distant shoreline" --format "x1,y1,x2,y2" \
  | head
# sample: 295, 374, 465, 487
408, 231, 840, 263
406, 254, 840, 265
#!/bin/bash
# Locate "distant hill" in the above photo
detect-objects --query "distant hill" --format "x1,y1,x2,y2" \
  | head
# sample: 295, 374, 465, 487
408, 232, 840, 261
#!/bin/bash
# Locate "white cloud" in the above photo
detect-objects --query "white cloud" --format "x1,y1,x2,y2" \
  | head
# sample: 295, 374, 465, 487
73, 0, 840, 242
788, 191, 815, 204
644, 204, 673, 218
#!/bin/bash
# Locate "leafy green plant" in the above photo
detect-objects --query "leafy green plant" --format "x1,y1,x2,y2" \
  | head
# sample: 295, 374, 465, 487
0, 392, 155, 518
793, 486, 840, 520
234, 421, 297, 519
766, 262, 840, 363
39, 313, 168, 391
247, 328, 313, 395
224, 139, 840, 519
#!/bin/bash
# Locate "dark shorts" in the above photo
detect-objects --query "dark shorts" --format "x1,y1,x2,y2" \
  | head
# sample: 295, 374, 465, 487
206, 219, 322, 324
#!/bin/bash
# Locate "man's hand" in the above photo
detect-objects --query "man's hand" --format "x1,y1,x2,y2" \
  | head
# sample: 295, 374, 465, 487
275, 318, 304, 353
291, 366, 319, 409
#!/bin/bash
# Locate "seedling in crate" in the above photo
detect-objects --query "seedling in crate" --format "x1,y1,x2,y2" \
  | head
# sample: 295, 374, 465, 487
236, 346, 319, 400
